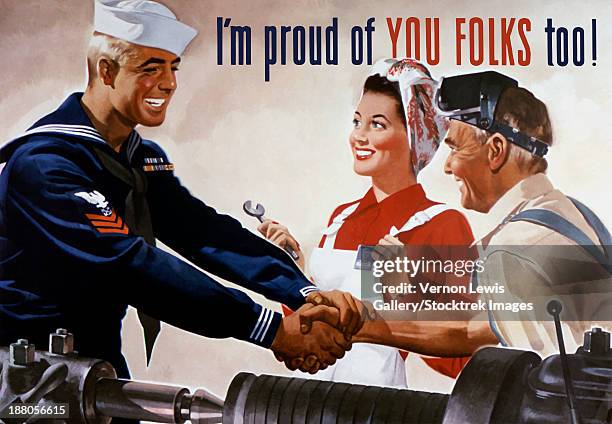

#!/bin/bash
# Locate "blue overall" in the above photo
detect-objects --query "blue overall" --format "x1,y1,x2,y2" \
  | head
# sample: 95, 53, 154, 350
474, 197, 611, 346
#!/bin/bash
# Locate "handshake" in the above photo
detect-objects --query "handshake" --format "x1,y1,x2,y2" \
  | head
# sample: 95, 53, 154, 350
270, 290, 374, 374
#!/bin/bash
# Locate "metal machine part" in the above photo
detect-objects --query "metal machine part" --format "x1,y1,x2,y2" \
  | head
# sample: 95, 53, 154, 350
520, 326, 612, 424
225, 329, 611, 423
0, 344, 116, 423
49, 329, 75, 356
223, 373, 448, 424
0, 328, 610, 423
443, 347, 542, 423
93, 378, 223, 423
94, 379, 190, 422
9, 340, 35, 366
0, 329, 223, 423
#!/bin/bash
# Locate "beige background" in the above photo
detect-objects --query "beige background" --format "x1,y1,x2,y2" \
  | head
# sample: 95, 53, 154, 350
1, 0, 610, 398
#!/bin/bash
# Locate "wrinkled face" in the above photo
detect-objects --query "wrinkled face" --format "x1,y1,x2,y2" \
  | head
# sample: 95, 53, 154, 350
350, 91, 409, 177
109, 45, 180, 127
444, 121, 493, 212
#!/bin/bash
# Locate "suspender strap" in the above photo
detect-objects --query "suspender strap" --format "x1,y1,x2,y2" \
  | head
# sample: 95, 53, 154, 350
478, 198, 611, 345
470, 256, 509, 346
390, 204, 452, 236
321, 202, 454, 250
567, 197, 612, 253
509, 205, 611, 274
321, 203, 359, 249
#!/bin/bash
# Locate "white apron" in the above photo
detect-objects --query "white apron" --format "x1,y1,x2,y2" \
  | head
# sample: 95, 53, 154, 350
308, 202, 452, 388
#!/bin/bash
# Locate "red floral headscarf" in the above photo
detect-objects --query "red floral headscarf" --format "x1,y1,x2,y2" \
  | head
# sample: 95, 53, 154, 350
369, 58, 449, 176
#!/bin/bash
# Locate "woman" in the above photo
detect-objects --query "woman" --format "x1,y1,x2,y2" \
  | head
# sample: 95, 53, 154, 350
260, 58, 475, 388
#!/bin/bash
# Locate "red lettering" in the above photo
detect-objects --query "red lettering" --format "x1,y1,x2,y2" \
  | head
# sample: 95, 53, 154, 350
488, 18, 498, 65
406, 17, 421, 60
469, 17, 484, 65
501, 18, 515, 65
386, 18, 402, 58
517, 18, 531, 65
426, 18, 440, 65
456, 18, 466, 65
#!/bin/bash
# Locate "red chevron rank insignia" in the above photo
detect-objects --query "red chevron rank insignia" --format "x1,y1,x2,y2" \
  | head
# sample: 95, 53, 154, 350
73, 190, 128, 235
85, 210, 129, 235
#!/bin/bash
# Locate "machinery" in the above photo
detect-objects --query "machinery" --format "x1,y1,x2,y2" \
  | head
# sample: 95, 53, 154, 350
0, 327, 610, 423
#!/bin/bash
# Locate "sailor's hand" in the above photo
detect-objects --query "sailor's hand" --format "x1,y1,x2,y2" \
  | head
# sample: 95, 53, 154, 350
303, 290, 370, 340
257, 219, 305, 270
271, 304, 350, 374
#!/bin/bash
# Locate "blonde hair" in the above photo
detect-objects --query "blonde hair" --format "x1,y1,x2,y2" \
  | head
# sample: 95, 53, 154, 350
86, 32, 139, 86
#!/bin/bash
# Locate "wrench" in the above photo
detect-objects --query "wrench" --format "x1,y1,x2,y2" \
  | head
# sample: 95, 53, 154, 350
243, 200, 300, 261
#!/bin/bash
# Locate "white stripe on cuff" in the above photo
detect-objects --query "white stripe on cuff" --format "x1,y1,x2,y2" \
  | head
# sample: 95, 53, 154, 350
254, 308, 272, 342
299, 286, 319, 297
258, 310, 275, 343
249, 307, 267, 340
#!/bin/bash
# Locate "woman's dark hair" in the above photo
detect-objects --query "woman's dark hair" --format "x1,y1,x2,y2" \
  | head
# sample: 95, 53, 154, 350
363, 74, 407, 128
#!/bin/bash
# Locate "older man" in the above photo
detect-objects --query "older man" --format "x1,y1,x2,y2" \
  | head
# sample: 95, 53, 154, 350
0, 0, 356, 378
437, 73, 610, 356
304, 71, 610, 358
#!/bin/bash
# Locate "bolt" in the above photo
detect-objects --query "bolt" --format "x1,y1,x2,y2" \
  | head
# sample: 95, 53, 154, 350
10, 339, 35, 366
584, 327, 610, 355
49, 329, 74, 355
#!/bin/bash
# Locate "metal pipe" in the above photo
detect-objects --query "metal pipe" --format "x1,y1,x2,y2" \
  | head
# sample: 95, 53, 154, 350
547, 300, 582, 424
94, 378, 189, 423
182, 389, 224, 423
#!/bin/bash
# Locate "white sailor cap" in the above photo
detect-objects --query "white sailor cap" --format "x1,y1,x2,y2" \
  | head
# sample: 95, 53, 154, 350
94, 0, 197, 57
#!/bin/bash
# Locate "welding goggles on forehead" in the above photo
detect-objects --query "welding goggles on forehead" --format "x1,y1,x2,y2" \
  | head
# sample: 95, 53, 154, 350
435, 71, 549, 158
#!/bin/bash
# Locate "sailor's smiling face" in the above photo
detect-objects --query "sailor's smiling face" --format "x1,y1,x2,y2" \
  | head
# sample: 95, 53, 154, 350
109, 45, 180, 127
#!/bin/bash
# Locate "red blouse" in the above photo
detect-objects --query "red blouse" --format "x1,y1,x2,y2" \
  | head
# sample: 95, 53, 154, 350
321, 184, 472, 249
319, 184, 475, 379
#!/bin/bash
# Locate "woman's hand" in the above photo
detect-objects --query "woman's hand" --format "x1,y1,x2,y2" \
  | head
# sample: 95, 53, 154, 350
373, 234, 414, 312
379, 234, 404, 246
372, 234, 405, 263
257, 219, 306, 270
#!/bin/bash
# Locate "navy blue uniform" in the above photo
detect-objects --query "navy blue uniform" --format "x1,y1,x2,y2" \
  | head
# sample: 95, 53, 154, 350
0, 93, 317, 377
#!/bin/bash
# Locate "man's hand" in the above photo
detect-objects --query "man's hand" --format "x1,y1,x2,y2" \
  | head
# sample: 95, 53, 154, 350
257, 219, 305, 270
271, 304, 351, 374
304, 290, 372, 340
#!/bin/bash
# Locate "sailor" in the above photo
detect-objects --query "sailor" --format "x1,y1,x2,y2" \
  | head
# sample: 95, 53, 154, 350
0, 0, 353, 378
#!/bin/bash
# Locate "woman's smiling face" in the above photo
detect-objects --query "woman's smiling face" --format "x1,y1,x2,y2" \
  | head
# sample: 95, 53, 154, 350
349, 91, 410, 177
